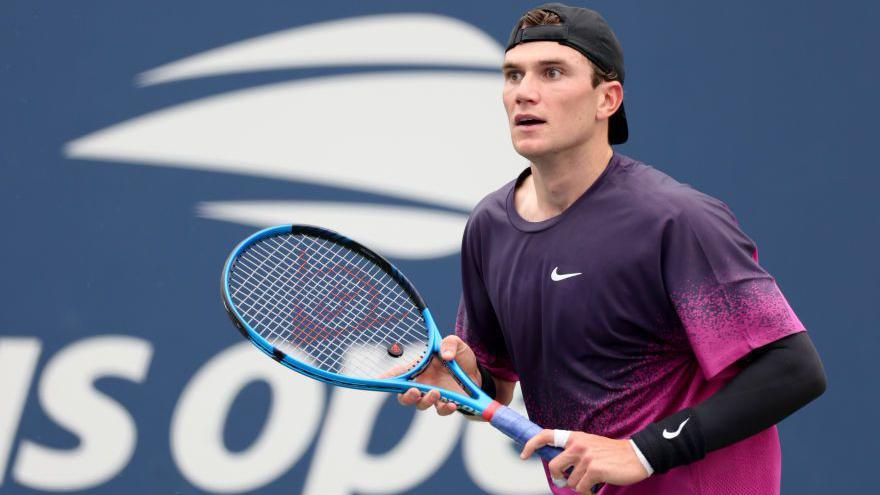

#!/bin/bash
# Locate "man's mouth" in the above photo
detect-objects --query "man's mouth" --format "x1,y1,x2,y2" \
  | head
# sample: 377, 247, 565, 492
515, 114, 546, 126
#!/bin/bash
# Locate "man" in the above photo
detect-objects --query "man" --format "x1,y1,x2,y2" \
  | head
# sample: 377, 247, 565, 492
397, 3, 826, 494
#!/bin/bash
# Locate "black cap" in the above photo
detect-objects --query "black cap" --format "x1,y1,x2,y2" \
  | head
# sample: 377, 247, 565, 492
506, 3, 628, 144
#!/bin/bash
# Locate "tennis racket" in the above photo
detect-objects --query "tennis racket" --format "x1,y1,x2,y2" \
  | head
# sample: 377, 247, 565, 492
221, 225, 596, 489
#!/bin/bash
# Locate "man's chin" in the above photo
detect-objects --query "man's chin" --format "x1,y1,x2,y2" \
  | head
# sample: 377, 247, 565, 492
512, 141, 553, 161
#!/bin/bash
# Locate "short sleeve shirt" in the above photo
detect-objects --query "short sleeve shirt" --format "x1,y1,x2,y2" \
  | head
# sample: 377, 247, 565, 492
456, 153, 805, 495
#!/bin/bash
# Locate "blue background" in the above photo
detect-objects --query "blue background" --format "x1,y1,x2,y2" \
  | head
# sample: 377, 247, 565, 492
2, 1, 878, 493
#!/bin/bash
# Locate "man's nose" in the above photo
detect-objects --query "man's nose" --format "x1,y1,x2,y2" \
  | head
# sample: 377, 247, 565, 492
515, 74, 540, 105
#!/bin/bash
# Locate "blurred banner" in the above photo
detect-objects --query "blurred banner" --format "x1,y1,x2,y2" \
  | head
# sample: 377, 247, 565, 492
1, 1, 877, 494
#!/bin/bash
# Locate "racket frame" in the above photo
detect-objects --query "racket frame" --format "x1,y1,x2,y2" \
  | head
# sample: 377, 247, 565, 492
221, 225, 493, 415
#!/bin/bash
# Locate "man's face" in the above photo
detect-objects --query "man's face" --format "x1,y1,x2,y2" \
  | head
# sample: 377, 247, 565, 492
502, 41, 603, 160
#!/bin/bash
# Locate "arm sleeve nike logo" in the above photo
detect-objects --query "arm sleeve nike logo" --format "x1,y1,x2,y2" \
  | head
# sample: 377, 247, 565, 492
662, 417, 690, 439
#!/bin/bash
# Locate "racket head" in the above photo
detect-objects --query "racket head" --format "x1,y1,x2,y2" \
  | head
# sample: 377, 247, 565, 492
221, 225, 490, 412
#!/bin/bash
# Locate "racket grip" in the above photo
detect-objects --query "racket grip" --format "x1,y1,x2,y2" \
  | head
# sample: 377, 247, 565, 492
488, 405, 563, 460
489, 404, 604, 494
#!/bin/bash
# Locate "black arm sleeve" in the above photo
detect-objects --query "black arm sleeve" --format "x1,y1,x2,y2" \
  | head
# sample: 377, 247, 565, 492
631, 331, 827, 473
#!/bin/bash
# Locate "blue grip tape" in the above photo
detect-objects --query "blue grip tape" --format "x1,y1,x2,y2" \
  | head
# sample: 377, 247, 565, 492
488, 405, 563, 462
490, 405, 604, 493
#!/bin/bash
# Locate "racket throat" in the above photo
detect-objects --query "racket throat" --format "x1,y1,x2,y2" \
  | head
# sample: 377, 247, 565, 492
480, 400, 502, 421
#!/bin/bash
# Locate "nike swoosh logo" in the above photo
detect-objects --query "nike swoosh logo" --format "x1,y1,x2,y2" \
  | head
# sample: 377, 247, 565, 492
662, 417, 690, 440
550, 267, 582, 282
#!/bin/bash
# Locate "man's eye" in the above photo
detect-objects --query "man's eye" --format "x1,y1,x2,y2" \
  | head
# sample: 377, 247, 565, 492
506, 72, 522, 82
547, 68, 562, 78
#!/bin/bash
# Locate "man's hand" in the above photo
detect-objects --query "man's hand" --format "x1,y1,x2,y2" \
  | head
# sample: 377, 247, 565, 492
520, 430, 650, 493
393, 335, 481, 416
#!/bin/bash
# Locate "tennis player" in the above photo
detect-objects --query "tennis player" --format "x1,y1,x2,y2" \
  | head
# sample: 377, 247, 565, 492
397, 3, 826, 494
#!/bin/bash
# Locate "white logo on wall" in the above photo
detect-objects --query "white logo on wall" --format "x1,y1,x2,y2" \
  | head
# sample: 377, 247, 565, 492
64, 13, 525, 260
26, 13, 544, 495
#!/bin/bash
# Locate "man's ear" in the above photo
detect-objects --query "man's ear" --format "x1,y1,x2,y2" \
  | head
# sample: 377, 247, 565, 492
597, 81, 623, 121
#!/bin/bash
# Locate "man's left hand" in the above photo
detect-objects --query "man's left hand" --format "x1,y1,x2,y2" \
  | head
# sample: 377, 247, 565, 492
520, 430, 650, 493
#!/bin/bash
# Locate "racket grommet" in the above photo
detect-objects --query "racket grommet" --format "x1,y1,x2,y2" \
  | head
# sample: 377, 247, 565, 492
387, 343, 404, 358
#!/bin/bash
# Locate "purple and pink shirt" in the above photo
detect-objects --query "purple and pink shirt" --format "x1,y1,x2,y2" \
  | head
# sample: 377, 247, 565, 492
456, 153, 805, 495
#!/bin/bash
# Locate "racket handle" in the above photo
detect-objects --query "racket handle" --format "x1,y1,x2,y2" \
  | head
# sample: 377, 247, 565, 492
488, 404, 563, 460
488, 404, 604, 494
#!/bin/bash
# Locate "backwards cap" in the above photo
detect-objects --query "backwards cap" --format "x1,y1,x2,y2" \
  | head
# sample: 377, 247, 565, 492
506, 3, 628, 144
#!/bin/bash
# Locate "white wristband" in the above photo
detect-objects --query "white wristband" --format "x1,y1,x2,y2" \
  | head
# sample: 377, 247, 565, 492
629, 439, 655, 476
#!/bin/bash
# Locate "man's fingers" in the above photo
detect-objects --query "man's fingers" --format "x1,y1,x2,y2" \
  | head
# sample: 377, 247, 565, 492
435, 400, 458, 416
575, 470, 601, 495
547, 453, 576, 481
520, 429, 554, 459
397, 387, 421, 406
397, 388, 459, 416
416, 389, 441, 410
566, 459, 588, 489
405, 389, 434, 410
439, 335, 463, 360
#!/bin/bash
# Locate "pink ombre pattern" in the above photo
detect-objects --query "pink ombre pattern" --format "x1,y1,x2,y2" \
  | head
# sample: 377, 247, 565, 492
672, 279, 805, 379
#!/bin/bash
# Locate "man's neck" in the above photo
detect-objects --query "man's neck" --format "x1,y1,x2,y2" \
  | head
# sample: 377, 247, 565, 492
515, 141, 614, 222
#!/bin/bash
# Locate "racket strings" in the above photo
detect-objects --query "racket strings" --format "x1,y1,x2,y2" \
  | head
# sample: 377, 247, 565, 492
232, 238, 419, 378
233, 237, 390, 371
228, 233, 429, 378
246, 237, 417, 348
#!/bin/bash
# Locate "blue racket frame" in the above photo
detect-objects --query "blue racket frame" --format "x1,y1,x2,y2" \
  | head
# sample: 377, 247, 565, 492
221, 225, 493, 413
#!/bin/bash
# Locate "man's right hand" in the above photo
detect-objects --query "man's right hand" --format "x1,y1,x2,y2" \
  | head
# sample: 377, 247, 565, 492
395, 335, 482, 416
